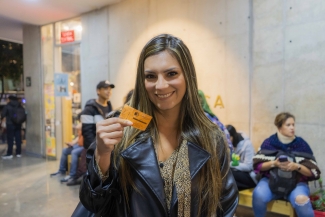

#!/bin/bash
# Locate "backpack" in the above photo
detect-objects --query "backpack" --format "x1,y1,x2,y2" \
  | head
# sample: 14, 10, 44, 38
10, 106, 27, 125
268, 152, 298, 198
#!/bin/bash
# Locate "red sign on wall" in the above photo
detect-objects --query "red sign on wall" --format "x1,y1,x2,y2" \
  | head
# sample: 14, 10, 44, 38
61, 30, 75, 43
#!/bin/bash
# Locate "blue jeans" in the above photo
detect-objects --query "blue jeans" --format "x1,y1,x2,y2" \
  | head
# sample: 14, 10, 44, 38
253, 177, 314, 217
59, 144, 83, 177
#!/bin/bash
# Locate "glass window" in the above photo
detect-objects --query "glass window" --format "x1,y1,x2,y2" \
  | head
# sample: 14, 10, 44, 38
55, 18, 82, 45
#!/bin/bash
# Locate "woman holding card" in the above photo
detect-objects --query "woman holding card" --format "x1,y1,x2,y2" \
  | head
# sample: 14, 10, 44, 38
76, 34, 238, 217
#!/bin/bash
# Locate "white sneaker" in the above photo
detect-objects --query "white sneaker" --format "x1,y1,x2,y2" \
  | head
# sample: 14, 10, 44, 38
16, 155, 21, 158
2, 155, 13, 159
60, 175, 71, 182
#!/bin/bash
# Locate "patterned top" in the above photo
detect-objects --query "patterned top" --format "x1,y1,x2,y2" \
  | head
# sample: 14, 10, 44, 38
159, 149, 179, 210
157, 139, 191, 217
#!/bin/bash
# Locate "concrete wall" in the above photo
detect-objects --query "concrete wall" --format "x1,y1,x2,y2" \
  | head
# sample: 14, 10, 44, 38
22, 0, 325, 180
104, 0, 325, 180
251, 0, 325, 182
23, 25, 44, 157
80, 7, 110, 109
105, 0, 252, 133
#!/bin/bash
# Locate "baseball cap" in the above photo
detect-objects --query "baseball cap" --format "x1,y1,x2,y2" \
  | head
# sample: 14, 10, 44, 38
96, 80, 115, 89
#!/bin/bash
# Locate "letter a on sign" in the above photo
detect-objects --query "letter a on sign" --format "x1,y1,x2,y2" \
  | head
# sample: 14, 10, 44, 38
214, 95, 224, 108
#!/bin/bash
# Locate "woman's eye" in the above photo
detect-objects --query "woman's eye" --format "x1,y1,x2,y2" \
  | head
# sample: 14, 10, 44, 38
145, 74, 155, 79
168, 71, 178, 77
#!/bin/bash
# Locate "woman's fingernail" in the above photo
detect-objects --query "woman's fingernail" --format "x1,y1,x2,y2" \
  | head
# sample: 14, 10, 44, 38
126, 120, 133, 125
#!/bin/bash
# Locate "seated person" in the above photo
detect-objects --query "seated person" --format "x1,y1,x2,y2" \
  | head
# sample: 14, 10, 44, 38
50, 123, 84, 182
226, 125, 257, 190
252, 112, 320, 217
198, 90, 233, 151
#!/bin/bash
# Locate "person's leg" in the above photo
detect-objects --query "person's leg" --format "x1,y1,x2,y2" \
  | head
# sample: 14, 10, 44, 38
253, 177, 279, 217
231, 169, 257, 190
67, 148, 86, 186
2, 128, 6, 143
14, 125, 22, 155
6, 124, 14, 156
76, 148, 87, 178
58, 146, 73, 173
1, 128, 5, 143
288, 182, 314, 217
69, 145, 83, 177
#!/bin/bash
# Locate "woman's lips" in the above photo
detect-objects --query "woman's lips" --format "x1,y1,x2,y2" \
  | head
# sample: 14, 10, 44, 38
155, 91, 175, 99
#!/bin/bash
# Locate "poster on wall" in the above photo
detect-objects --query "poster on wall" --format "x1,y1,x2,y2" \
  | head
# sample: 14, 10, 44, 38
73, 93, 81, 103
44, 88, 55, 119
54, 73, 69, 97
44, 83, 56, 157
46, 134, 56, 157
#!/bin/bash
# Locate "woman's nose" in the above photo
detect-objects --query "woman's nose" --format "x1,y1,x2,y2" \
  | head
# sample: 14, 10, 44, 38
155, 75, 168, 89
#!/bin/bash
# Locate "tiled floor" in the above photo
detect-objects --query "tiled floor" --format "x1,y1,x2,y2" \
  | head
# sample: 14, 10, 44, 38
0, 145, 80, 217
0, 144, 288, 217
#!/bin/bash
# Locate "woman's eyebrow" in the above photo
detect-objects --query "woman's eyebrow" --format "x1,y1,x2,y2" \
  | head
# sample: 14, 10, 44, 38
144, 70, 156, 73
164, 67, 177, 73
144, 67, 178, 73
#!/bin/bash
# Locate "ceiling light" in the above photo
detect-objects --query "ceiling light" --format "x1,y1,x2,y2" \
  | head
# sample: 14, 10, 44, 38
70, 82, 74, 86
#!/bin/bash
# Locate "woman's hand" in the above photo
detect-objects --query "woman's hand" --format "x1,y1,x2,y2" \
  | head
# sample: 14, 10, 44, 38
278, 161, 298, 172
96, 118, 133, 156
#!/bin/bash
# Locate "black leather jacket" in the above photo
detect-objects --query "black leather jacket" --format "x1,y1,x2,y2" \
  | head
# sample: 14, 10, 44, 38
79, 137, 238, 217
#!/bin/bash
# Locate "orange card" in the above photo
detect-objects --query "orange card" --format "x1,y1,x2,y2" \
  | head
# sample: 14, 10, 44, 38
120, 105, 152, 131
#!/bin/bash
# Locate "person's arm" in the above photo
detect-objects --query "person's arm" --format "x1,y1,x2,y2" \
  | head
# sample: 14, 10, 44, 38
259, 160, 278, 171
67, 136, 79, 146
253, 138, 278, 173
79, 118, 132, 214
286, 162, 312, 177
258, 158, 312, 177
1, 106, 7, 121
79, 143, 117, 214
276, 159, 312, 177
232, 140, 255, 172
81, 107, 96, 149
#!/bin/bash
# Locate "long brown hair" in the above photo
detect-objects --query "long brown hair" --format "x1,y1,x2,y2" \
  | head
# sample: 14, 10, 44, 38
114, 34, 228, 216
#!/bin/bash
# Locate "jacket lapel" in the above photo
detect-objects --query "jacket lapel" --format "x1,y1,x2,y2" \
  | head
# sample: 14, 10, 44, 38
120, 137, 167, 213
170, 141, 211, 210
120, 138, 211, 214
187, 141, 211, 179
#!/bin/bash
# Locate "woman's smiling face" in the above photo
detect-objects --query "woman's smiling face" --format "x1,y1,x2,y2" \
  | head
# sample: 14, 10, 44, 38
144, 50, 186, 113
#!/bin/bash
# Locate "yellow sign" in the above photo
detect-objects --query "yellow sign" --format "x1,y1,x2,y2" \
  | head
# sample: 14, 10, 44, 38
214, 95, 224, 108
46, 136, 56, 157
44, 84, 56, 157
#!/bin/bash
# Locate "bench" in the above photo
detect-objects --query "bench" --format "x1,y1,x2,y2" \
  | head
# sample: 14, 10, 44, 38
238, 188, 297, 217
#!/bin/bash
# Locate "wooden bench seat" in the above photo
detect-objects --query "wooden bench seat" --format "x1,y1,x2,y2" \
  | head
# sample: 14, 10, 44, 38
238, 188, 297, 217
